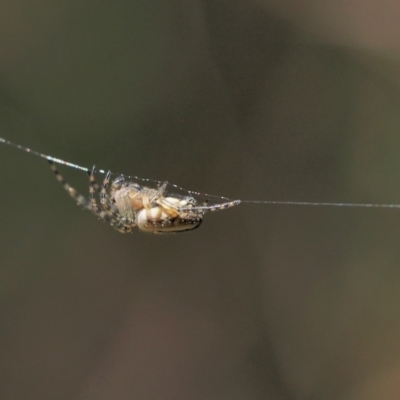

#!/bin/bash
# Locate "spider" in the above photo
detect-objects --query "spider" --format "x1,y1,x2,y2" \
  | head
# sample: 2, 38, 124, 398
48, 161, 240, 234
2, 136, 399, 225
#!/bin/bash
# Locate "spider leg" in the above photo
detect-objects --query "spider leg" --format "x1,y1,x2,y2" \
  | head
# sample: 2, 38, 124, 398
48, 160, 89, 208
156, 196, 240, 215
149, 181, 168, 203
89, 166, 133, 233
99, 171, 120, 215
99, 170, 112, 211
180, 199, 241, 212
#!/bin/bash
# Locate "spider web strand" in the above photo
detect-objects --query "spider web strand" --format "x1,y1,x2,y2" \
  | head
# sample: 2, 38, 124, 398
240, 199, 400, 209
0, 137, 98, 173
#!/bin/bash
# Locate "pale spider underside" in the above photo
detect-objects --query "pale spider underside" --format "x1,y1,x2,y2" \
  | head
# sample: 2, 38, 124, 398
48, 161, 240, 234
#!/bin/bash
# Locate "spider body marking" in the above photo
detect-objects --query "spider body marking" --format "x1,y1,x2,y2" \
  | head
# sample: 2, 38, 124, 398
48, 161, 240, 234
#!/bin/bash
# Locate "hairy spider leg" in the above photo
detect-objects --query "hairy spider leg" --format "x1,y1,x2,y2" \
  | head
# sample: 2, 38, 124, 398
99, 170, 112, 211
179, 199, 241, 212
48, 160, 89, 208
149, 181, 168, 204
89, 167, 132, 233
49, 160, 131, 232
99, 171, 121, 216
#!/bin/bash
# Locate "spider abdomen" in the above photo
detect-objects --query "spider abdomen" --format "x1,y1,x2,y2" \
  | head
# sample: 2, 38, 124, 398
136, 206, 203, 233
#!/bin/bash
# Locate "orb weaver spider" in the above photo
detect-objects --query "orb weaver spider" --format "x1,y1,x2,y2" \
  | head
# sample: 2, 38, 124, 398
49, 161, 240, 234
1, 136, 400, 232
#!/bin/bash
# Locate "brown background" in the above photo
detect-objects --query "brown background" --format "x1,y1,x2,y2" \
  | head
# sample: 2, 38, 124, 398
1, 1, 400, 399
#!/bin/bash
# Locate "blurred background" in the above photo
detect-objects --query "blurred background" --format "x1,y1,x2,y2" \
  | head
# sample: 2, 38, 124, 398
1, 1, 400, 399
